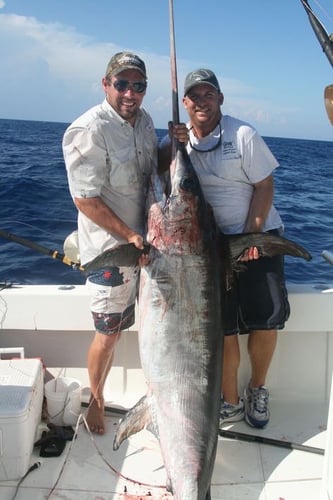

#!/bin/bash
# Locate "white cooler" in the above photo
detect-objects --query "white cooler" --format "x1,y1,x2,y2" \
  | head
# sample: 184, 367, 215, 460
0, 358, 44, 480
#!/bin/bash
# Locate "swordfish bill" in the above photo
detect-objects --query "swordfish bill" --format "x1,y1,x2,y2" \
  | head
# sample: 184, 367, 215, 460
113, 142, 223, 499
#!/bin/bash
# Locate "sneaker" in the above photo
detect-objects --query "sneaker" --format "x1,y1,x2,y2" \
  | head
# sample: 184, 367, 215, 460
219, 398, 245, 426
244, 385, 270, 428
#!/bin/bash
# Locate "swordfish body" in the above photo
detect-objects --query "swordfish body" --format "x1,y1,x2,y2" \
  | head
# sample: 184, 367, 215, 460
113, 145, 311, 499
114, 144, 223, 499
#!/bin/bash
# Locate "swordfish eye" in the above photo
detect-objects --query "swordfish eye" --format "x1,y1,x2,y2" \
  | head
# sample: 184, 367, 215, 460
180, 175, 200, 193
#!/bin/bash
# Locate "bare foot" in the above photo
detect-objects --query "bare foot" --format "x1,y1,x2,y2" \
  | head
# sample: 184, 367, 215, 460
86, 397, 105, 434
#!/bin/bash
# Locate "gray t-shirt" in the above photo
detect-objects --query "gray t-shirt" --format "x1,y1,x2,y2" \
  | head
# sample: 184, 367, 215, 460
186, 115, 282, 234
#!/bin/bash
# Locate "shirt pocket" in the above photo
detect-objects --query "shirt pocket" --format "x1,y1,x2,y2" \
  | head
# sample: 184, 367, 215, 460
108, 146, 142, 190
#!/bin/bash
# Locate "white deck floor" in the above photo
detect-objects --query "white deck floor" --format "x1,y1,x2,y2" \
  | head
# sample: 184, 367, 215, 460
0, 284, 332, 499
0, 399, 328, 500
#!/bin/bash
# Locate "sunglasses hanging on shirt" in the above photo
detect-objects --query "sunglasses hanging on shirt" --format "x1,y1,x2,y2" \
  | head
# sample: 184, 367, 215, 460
189, 122, 222, 153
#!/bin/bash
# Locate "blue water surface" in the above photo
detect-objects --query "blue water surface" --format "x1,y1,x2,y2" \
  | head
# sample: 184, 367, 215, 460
0, 118, 332, 285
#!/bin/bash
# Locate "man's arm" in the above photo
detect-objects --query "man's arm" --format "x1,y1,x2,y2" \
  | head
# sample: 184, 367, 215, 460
244, 175, 274, 233
239, 175, 274, 261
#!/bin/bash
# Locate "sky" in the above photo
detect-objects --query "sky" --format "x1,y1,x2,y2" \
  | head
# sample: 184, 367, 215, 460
0, 0, 333, 141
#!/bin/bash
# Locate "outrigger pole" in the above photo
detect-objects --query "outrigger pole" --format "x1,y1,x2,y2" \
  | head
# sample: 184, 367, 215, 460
300, 0, 333, 67
300, 0, 333, 124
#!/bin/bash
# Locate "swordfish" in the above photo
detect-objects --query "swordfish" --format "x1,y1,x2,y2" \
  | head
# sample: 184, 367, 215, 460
112, 143, 311, 500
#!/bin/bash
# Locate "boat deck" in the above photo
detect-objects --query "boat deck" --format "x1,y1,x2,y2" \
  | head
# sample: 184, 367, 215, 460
0, 399, 327, 500
0, 283, 332, 499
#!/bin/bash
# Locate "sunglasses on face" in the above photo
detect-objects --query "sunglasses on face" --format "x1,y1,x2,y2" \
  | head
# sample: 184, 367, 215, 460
111, 79, 147, 94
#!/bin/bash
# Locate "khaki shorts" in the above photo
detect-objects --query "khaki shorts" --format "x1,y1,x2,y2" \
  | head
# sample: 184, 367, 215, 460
86, 266, 139, 335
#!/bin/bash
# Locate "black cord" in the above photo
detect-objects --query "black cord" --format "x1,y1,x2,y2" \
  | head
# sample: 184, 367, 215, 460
11, 462, 41, 500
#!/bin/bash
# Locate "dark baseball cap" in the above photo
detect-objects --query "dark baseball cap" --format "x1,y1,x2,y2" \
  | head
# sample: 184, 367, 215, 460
184, 69, 220, 96
105, 52, 147, 79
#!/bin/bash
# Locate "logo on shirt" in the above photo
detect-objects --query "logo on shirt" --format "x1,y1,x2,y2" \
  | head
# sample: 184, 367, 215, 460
222, 141, 237, 155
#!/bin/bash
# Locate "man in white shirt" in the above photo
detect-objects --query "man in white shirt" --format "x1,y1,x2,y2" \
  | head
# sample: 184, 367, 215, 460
159, 68, 289, 429
63, 52, 158, 434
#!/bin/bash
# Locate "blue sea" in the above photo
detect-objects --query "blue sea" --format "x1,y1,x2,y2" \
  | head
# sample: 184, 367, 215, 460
0, 117, 333, 286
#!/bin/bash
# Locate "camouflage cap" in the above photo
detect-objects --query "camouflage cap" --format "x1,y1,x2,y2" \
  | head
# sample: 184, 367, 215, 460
105, 52, 147, 79
184, 69, 220, 96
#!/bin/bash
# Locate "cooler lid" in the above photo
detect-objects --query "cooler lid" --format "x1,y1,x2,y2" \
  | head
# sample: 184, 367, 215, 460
0, 359, 42, 417
0, 386, 32, 417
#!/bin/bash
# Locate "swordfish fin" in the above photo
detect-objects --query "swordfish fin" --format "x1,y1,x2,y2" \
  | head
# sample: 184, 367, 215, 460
113, 395, 157, 451
82, 243, 150, 275
226, 232, 312, 266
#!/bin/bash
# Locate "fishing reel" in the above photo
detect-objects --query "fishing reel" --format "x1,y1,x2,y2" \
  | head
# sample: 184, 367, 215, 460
63, 231, 80, 264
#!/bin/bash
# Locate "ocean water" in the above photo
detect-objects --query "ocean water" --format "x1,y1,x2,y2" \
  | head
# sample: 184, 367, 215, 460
0, 117, 333, 286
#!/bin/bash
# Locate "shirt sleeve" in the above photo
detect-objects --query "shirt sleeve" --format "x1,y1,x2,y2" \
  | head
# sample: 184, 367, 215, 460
63, 125, 108, 199
241, 129, 279, 184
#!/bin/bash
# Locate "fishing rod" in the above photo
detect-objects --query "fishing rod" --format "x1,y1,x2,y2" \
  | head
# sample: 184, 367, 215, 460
0, 228, 83, 271
0, 228, 148, 276
300, 0, 333, 124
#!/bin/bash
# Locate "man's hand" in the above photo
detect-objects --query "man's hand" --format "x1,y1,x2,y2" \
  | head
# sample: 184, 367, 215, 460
168, 121, 189, 144
127, 233, 150, 266
127, 233, 144, 250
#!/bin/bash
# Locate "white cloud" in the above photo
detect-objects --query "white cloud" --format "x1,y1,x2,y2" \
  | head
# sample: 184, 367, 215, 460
0, 13, 176, 125
0, 1, 5, 9
0, 12, 293, 133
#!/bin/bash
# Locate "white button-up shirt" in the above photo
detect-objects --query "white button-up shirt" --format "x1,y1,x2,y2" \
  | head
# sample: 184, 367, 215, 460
63, 99, 157, 264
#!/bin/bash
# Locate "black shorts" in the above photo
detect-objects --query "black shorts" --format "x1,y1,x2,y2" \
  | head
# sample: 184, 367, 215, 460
222, 246, 290, 336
